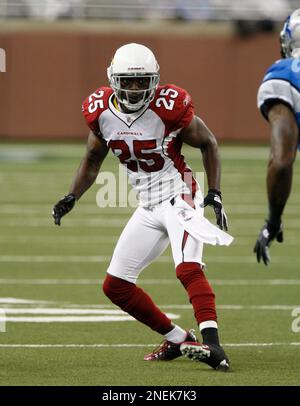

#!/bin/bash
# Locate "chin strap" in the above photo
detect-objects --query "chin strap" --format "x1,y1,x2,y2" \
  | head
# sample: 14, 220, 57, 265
113, 96, 120, 112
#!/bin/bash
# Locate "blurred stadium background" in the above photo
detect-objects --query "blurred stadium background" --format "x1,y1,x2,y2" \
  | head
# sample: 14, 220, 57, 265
0, 0, 299, 141
0, 0, 300, 387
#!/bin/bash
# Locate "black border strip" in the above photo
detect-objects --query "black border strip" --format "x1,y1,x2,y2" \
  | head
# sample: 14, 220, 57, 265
0, 386, 299, 400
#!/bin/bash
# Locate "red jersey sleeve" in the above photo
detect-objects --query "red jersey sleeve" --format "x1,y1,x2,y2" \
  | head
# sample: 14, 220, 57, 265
82, 87, 113, 135
150, 84, 194, 133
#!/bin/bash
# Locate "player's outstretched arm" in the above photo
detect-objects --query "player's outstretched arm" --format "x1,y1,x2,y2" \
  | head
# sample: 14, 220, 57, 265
179, 116, 228, 230
52, 131, 109, 226
254, 103, 298, 265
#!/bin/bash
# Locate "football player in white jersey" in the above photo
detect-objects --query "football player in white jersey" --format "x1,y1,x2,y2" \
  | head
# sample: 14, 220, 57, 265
52, 43, 233, 371
254, 10, 300, 265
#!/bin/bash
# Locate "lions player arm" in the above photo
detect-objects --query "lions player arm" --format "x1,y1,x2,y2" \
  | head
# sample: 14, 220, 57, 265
179, 115, 221, 190
265, 103, 298, 224
69, 131, 109, 200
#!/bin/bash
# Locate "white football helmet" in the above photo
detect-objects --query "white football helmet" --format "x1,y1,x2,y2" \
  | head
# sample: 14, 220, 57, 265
107, 43, 160, 112
280, 9, 300, 58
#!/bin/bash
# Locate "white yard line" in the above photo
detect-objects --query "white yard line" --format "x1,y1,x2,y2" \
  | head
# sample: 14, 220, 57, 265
1, 255, 300, 265
0, 255, 168, 263
210, 279, 300, 286
0, 298, 52, 304
0, 308, 165, 315
0, 206, 133, 215
2, 218, 300, 228
1, 313, 180, 323
0, 255, 111, 263
2, 236, 300, 246
0, 301, 298, 311
159, 305, 300, 310
1, 202, 299, 211
223, 343, 300, 347
0, 278, 300, 286
0, 236, 119, 244
3, 306, 297, 313
61, 303, 300, 310
0, 219, 127, 227
3, 316, 136, 322
1, 205, 300, 215
0, 342, 299, 348
0, 279, 102, 284
204, 256, 300, 264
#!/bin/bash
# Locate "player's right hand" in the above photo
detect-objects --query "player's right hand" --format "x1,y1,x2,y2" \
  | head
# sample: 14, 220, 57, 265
253, 221, 283, 266
52, 194, 76, 226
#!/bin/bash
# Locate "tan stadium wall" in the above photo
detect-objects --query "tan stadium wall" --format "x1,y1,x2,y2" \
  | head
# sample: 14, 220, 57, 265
0, 24, 279, 142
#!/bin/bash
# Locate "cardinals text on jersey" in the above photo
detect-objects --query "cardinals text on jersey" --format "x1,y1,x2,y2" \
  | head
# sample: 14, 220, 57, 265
82, 84, 198, 207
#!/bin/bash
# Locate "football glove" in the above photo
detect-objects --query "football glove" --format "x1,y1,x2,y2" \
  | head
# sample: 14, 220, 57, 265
253, 221, 283, 266
201, 189, 228, 231
52, 194, 76, 226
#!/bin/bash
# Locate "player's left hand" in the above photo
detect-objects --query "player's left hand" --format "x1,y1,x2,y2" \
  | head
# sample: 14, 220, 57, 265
52, 194, 76, 226
254, 221, 283, 266
201, 189, 228, 231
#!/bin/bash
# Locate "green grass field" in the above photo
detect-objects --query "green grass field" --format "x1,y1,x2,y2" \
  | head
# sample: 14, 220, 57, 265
0, 142, 300, 386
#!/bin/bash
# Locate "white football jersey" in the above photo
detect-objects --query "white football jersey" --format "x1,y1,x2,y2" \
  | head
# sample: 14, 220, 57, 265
82, 84, 198, 206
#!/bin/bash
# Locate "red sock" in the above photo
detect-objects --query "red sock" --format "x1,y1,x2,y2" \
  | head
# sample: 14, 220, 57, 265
103, 274, 172, 334
176, 262, 217, 324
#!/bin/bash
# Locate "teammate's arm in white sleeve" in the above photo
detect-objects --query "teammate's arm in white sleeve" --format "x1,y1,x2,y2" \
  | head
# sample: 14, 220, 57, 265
179, 116, 220, 191
69, 131, 109, 200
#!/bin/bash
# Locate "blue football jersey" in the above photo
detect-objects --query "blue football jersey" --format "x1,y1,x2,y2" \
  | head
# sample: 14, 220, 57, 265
257, 58, 300, 128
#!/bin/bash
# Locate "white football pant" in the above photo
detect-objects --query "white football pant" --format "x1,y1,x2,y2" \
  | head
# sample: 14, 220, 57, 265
107, 195, 204, 284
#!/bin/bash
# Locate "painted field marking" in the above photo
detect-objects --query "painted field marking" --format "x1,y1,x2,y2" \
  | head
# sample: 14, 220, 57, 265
1, 313, 179, 323
1, 255, 300, 264
0, 236, 119, 244
4, 316, 135, 322
2, 218, 300, 229
1, 205, 300, 216
1, 308, 130, 314
0, 342, 299, 349
159, 304, 300, 310
0, 298, 179, 323
0, 298, 52, 304
2, 305, 299, 311
0, 313, 179, 323
0, 278, 299, 286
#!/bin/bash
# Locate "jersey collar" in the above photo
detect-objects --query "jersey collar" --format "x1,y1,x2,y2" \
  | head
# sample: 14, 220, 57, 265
108, 94, 149, 127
